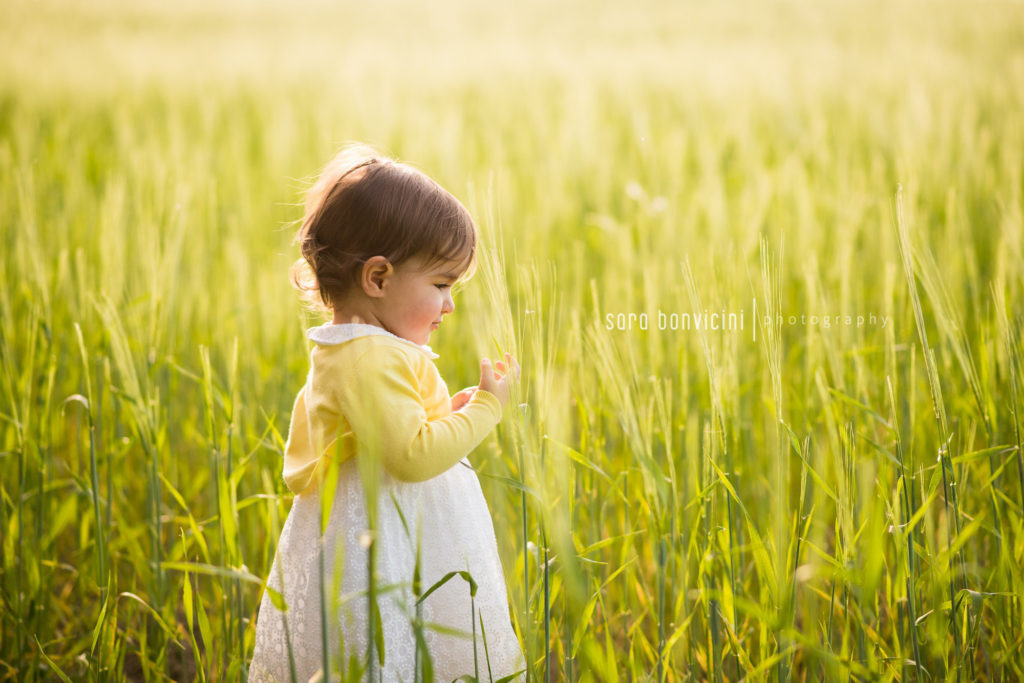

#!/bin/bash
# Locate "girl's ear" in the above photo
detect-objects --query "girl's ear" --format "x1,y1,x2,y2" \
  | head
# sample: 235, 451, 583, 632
361, 256, 394, 297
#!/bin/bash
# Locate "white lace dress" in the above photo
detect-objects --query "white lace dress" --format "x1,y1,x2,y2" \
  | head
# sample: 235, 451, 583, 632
249, 454, 524, 682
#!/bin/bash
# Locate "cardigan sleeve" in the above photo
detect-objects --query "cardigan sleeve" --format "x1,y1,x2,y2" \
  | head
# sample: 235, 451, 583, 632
281, 385, 318, 495
337, 341, 503, 482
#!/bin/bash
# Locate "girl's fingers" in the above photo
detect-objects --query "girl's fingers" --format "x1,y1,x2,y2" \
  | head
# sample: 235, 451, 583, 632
487, 353, 521, 383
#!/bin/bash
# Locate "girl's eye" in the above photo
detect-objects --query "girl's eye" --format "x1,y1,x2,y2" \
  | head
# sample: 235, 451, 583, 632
436, 284, 450, 290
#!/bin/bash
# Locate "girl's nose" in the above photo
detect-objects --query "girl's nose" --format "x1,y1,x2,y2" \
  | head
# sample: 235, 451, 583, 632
442, 292, 455, 314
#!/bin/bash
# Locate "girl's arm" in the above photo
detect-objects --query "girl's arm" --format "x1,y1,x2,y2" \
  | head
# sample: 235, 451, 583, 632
338, 342, 502, 483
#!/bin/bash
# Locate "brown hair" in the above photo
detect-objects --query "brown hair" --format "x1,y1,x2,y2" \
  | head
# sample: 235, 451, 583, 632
291, 144, 478, 313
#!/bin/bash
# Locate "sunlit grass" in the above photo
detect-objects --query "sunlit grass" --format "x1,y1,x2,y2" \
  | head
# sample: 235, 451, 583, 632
2, 0, 1024, 679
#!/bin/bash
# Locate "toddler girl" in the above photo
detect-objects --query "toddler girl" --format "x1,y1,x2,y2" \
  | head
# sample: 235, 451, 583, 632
249, 145, 524, 681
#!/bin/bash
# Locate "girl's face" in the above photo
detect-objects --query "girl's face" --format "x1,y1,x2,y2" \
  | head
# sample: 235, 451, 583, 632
376, 254, 465, 346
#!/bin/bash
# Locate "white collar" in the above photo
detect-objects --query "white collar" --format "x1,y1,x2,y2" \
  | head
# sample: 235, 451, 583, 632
306, 323, 440, 359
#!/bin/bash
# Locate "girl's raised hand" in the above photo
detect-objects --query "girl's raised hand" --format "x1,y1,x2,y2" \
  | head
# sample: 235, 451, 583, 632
478, 353, 521, 408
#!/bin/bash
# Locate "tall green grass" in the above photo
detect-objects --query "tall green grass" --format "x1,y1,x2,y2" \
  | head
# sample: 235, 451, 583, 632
2, 0, 1024, 679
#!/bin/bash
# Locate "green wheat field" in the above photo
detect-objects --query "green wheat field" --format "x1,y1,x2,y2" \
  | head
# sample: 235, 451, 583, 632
2, 0, 1024, 679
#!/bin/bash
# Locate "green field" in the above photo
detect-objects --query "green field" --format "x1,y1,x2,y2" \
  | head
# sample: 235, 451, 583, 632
3, 0, 1024, 679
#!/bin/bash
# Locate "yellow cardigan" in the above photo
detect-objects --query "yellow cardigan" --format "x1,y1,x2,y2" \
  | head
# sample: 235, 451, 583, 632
282, 324, 503, 496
